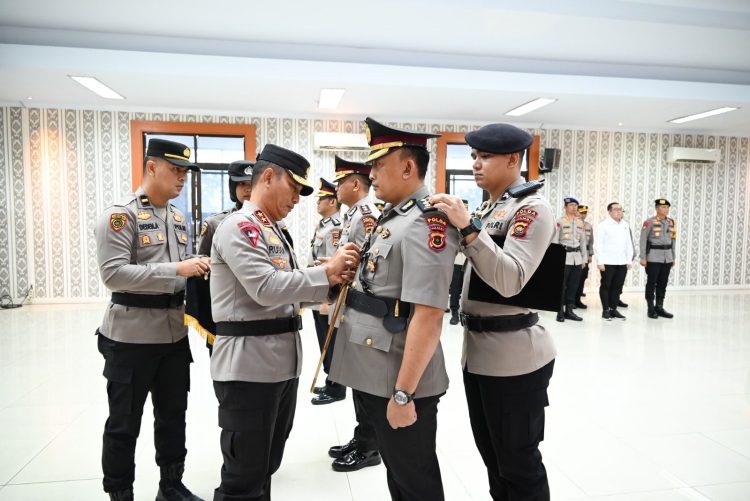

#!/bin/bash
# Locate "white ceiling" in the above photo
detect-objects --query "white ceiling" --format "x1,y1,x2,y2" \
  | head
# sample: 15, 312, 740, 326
1, 0, 749, 134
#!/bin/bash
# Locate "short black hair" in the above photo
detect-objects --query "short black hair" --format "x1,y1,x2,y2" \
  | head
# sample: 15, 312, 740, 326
351, 173, 372, 189
250, 160, 284, 189
399, 147, 430, 179
143, 155, 157, 174
607, 202, 621, 212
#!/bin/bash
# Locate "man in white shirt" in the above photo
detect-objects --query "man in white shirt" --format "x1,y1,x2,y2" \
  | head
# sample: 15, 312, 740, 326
595, 202, 635, 321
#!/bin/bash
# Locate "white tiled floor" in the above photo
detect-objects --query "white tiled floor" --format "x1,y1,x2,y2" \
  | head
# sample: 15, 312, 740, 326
0, 291, 749, 500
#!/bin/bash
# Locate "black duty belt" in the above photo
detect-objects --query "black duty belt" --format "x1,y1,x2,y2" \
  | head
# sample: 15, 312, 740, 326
563, 246, 581, 253
345, 289, 412, 333
111, 291, 185, 309
216, 316, 303, 337
460, 312, 539, 332
649, 244, 672, 250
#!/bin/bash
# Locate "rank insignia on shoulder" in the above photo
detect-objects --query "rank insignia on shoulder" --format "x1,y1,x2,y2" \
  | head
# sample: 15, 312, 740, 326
254, 210, 272, 227
109, 213, 128, 232
137, 211, 151, 220
400, 199, 416, 212
425, 215, 447, 252
139, 195, 150, 206
347, 206, 357, 217
416, 197, 436, 212
200, 222, 208, 236
360, 204, 372, 215
322, 217, 331, 224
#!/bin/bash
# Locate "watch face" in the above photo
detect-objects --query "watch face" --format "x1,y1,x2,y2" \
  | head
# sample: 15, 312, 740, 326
394, 391, 409, 405
472, 217, 482, 229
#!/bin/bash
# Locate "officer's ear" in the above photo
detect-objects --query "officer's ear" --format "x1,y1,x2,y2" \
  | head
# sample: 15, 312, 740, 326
402, 156, 415, 180
144, 158, 157, 177
507, 152, 520, 170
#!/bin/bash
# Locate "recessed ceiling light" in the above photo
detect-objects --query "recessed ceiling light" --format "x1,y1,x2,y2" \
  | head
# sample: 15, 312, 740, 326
668, 107, 738, 124
69, 76, 125, 100
318, 89, 346, 110
618, 122, 623, 126
505, 98, 557, 117
26, 96, 33, 100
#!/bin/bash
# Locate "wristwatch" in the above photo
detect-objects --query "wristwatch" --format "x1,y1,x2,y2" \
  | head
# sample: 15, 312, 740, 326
459, 217, 482, 238
393, 389, 415, 406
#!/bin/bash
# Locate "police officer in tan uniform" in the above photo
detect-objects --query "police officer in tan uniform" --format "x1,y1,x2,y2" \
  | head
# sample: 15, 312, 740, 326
553, 198, 588, 322
432, 123, 557, 501
329, 117, 459, 500
96, 138, 208, 501
209, 144, 360, 501
574, 205, 593, 309
325, 156, 383, 471
308, 177, 345, 404
187, 160, 254, 355
639, 198, 677, 319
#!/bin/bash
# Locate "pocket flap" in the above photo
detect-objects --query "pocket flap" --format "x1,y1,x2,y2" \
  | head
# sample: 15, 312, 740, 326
349, 324, 392, 353
369, 242, 392, 260
103, 363, 133, 384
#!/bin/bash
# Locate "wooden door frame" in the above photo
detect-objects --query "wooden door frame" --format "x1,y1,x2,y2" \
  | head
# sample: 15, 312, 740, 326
129, 120, 257, 191
435, 131, 540, 193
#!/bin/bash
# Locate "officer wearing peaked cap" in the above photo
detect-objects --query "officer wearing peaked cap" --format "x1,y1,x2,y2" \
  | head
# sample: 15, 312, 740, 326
574, 204, 594, 309
640, 198, 677, 319
209, 144, 360, 501
323, 155, 383, 471
431, 123, 557, 501
308, 178, 345, 405
95, 138, 208, 501
553, 197, 588, 322
186, 160, 254, 355
329, 117, 459, 500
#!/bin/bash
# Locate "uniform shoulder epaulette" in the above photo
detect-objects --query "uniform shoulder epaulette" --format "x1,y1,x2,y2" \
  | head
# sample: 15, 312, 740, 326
322, 217, 331, 224
415, 197, 437, 212
508, 179, 545, 198
331, 217, 342, 226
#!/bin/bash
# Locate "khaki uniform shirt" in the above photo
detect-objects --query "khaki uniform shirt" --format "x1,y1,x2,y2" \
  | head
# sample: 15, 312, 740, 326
639, 216, 676, 263
209, 201, 331, 383
96, 188, 189, 344
583, 220, 594, 260
552, 216, 588, 265
309, 214, 342, 265
340, 196, 379, 248
460, 178, 557, 377
196, 205, 239, 256
329, 186, 459, 399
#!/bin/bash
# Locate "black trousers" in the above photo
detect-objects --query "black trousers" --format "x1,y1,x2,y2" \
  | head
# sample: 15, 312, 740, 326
463, 361, 554, 501
645, 262, 673, 302
97, 334, 192, 493
561, 264, 583, 307
354, 390, 444, 501
575, 264, 589, 301
599, 265, 628, 310
352, 391, 378, 452
449, 264, 464, 311
213, 378, 298, 501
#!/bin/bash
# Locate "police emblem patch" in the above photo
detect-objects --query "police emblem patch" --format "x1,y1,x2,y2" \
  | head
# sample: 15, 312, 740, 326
137, 211, 151, 220
425, 215, 447, 252
272, 257, 288, 269
380, 228, 391, 239
110, 213, 127, 232
238, 221, 261, 248
511, 221, 530, 239
268, 233, 282, 245
141, 234, 151, 245
254, 210, 272, 227
361, 216, 377, 235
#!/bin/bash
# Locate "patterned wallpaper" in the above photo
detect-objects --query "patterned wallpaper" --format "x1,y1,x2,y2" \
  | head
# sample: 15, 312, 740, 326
0, 106, 748, 301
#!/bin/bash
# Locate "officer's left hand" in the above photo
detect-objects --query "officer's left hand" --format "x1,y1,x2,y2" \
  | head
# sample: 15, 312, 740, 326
387, 399, 417, 429
429, 194, 470, 230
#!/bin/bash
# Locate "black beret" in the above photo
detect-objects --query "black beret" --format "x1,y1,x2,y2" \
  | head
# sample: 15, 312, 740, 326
228, 160, 254, 182
464, 123, 533, 154
655, 198, 671, 207
563, 197, 579, 205
146, 138, 198, 170
257, 144, 313, 196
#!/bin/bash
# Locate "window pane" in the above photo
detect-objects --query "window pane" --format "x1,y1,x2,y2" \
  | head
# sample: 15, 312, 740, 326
448, 173, 484, 212
446, 143, 473, 170
201, 171, 226, 220
197, 136, 245, 163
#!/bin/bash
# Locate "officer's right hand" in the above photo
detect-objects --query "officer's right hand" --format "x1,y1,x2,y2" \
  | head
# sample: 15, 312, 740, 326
324, 243, 361, 285
176, 257, 211, 277
598, 264, 605, 271
639, 258, 647, 267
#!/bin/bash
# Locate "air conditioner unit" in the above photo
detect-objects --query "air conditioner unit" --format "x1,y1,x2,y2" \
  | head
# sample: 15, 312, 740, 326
666, 147, 720, 163
313, 132, 369, 151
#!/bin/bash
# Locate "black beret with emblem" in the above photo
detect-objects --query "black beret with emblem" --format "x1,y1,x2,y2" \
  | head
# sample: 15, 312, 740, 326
257, 144, 313, 196
146, 138, 199, 170
464, 123, 533, 155
364, 117, 439, 162
228, 160, 255, 182
655, 198, 671, 207
334, 155, 371, 182
563, 197, 579, 206
317, 177, 337, 198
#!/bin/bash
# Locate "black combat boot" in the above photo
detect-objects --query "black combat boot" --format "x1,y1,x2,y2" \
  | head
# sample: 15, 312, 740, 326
647, 300, 658, 319
602, 308, 612, 321
449, 308, 459, 325
556, 307, 565, 322
156, 463, 203, 501
655, 298, 673, 319
109, 489, 134, 501
564, 304, 583, 321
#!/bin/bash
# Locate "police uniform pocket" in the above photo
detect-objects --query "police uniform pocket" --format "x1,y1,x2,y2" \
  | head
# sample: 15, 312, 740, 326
103, 363, 134, 415
349, 323, 392, 353
363, 242, 392, 286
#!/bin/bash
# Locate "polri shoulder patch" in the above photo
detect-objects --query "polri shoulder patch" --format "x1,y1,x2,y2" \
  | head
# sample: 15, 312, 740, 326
110, 213, 128, 232
425, 214, 448, 252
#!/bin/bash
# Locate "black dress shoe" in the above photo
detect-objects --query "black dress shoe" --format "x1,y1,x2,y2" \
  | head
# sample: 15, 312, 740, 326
602, 309, 612, 321
617, 300, 628, 308
313, 386, 326, 394
311, 392, 346, 405
556, 312, 565, 322
332, 450, 382, 472
564, 306, 583, 321
610, 309, 626, 320
655, 306, 674, 319
574, 301, 588, 309
328, 438, 357, 459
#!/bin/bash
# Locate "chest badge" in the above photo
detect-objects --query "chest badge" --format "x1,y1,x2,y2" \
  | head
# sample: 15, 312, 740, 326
173, 213, 183, 223
137, 211, 151, 220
